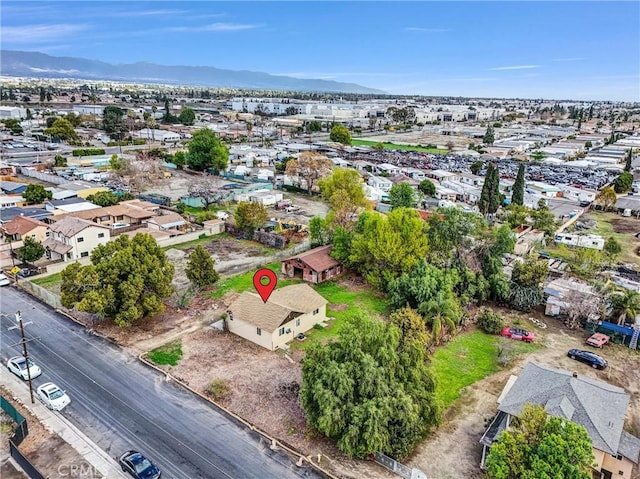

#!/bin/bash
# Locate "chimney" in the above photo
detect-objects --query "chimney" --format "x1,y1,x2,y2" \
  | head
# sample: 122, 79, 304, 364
572, 372, 578, 378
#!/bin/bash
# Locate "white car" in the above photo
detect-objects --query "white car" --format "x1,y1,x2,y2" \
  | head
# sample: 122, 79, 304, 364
0, 274, 10, 286
36, 382, 70, 411
6, 356, 42, 380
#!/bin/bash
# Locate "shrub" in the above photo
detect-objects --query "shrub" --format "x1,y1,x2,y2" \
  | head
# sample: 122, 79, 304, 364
477, 308, 504, 334
208, 379, 230, 400
72, 148, 105, 157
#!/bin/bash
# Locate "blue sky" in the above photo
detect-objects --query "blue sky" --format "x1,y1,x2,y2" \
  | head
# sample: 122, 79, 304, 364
2, 1, 639, 101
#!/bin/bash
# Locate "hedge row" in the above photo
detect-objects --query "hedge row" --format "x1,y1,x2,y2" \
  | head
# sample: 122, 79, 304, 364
72, 148, 106, 157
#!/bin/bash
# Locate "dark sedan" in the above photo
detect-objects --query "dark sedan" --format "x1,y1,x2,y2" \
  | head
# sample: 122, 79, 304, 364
567, 349, 607, 369
119, 451, 161, 479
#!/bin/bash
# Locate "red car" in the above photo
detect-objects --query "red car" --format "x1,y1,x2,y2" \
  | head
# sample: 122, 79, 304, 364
585, 333, 610, 348
500, 327, 535, 343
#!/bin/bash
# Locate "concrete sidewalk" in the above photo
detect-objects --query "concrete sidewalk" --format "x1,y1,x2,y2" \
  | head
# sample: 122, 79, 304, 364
1, 367, 127, 479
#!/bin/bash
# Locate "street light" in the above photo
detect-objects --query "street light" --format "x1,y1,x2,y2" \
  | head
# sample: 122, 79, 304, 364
7, 311, 37, 404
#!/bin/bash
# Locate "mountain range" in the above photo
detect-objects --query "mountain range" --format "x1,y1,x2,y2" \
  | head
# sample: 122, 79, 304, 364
0, 50, 384, 94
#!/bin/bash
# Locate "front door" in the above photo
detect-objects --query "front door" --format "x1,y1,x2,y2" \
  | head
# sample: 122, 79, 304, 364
600, 469, 613, 479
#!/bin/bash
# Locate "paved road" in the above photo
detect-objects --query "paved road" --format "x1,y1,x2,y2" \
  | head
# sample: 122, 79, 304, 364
0, 287, 321, 479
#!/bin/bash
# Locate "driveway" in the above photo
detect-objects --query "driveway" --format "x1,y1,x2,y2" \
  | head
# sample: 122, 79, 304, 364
0, 287, 322, 479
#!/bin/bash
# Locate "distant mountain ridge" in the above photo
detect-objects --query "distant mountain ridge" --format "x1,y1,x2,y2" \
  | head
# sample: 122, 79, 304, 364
0, 50, 384, 94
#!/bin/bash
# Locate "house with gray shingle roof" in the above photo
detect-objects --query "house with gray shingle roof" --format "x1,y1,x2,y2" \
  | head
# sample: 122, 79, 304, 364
480, 362, 640, 478
226, 283, 327, 351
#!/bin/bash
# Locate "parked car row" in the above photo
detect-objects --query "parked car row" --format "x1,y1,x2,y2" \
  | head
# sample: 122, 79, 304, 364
6, 353, 161, 477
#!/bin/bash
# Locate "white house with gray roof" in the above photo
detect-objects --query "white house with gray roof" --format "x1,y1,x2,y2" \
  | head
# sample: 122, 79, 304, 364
480, 362, 640, 478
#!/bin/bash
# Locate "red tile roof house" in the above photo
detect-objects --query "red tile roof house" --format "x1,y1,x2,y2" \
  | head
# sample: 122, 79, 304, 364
281, 245, 343, 284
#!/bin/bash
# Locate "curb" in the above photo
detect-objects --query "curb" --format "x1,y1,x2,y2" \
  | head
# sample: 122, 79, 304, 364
0, 369, 127, 479
137, 353, 339, 479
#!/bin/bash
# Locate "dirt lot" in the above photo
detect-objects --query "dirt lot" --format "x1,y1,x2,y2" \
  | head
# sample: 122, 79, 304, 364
0, 387, 101, 479
143, 168, 229, 201
360, 130, 473, 151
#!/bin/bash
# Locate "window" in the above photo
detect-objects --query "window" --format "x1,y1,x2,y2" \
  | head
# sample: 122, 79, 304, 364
256, 327, 261, 336
77, 237, 84, 243
98, 233, 105, 238
279, 327, 285, 336
313, 308, 319, 315
80, 252, 89, 257
611, 454, 623, 461
295, 318, 300, 327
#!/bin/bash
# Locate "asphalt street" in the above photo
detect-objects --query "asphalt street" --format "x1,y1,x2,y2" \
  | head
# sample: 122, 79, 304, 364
0, 287, 321, 479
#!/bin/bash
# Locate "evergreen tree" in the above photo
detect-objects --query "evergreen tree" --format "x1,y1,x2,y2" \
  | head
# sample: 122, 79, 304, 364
483, 124, 495, 144
478, 163, 494, 215
487, 164, 501, 214
624, 148, 633, 172
511, 164, 525, 206
185, 245, 219, 288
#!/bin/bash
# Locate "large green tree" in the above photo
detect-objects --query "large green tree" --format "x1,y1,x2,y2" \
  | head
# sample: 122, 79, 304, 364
44, 117, 78, 141
594, 186, 617, 211
624, 148, 633, 172
60, 234, 174, 327
479, 163, 500, 215
186, 128, 229, 172
22, 184, 52, 204
426, 207, 484, 264
509, 257, 548, 311
185, 245, 219, 288
103, 106, 128, 141
285, 151, 333, 194
19, 237, 45, 264
388, 182, 417, 209
347, 209, 428, 289
418, 179, 436, 197
301, 311, 439, 459
613, 171, 633, 193
531, 203, 557, 236
178, 107, 196, 126
319, 168, 369, 229
329, 124, 352, 145
234, 201, 268, 236
486, 403, 594, 479
511, 164, 525, 206
86, 191, 120, 207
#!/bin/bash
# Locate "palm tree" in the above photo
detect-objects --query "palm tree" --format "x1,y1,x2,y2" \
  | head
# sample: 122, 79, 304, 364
419, 292, 462, 344
608, 289, 640, 325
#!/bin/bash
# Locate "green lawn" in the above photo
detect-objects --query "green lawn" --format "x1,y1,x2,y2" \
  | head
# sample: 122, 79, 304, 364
31, 272, 62, 286
432, 331, 539, 409
211, 262, 282, 299
147, 341, 183, 366
352, 139, 448, 154
293, 281, 388, 349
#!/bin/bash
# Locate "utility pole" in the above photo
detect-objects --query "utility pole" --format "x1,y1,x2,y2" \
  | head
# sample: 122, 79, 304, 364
7, 311, 36, 404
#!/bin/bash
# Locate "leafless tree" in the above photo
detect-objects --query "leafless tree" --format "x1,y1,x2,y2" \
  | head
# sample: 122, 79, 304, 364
188, 182, 226, 210
563, 289, 602, 329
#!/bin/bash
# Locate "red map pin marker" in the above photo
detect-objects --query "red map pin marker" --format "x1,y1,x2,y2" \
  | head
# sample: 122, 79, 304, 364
253, 268, 278, 303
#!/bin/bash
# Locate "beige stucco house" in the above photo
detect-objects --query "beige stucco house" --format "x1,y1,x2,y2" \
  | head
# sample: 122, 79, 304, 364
44, 217, 111, 262
226, 283, 327, 351
1, 215, 49, 243
480, 362, 640, 479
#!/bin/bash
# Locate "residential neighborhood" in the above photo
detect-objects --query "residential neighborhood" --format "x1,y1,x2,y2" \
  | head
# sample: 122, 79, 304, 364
0, 2, 639, 478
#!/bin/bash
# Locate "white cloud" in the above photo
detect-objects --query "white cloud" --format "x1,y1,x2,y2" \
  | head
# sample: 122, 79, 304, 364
166, 22, 259, 33
488, 65, 541, 71
1, 24, 90, 43
405, 27, 450, 33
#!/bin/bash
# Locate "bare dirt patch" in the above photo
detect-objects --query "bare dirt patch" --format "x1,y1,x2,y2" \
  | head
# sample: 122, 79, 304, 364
0, 387, 101, 478
170, 327, 395, 479
611, 217, 640, 235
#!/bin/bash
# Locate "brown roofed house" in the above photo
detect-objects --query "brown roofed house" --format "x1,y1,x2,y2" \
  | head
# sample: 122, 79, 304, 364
1, 215, 49, 242
281, 245, 343, 284
226, 283, 328, 350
